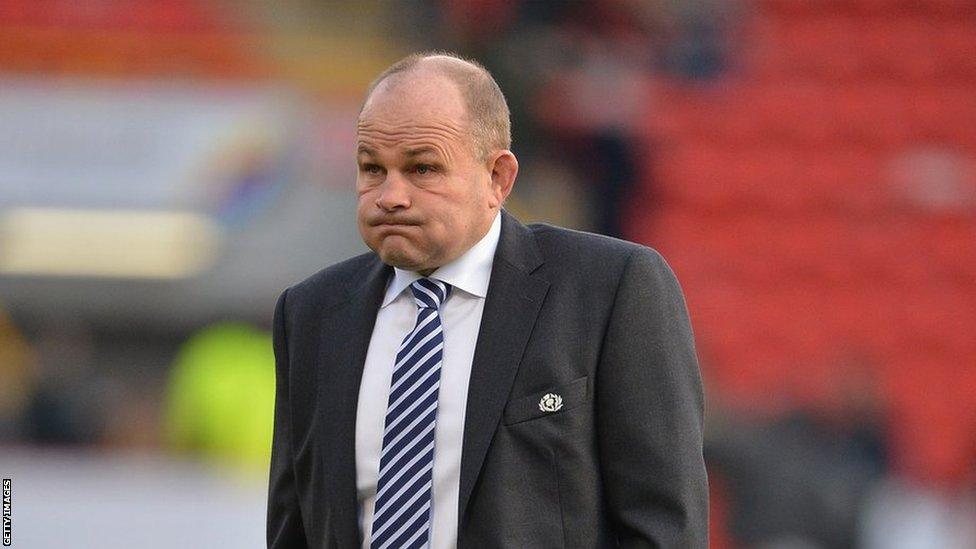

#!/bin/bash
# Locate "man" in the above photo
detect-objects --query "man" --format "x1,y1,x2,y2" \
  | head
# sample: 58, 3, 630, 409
267, 52, 707, 548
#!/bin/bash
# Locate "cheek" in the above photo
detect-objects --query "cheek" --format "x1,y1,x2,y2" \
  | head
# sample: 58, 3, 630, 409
357, 185, 375, 204
357, 190, 378, 217
356, 196, 380, 244
459, 180, 492, 218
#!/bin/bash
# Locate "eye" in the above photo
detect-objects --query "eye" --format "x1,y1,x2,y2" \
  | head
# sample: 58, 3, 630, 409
415, 164, 435, 175
361, 163, 382, 175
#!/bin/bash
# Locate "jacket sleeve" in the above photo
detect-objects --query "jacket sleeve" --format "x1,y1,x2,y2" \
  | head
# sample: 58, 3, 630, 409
267, 288, 309, 548
596, 247, 708, 548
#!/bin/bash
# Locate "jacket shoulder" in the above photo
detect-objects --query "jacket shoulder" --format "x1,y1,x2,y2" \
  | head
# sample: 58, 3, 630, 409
526, 222, 664, 271
285, 250, 379, 307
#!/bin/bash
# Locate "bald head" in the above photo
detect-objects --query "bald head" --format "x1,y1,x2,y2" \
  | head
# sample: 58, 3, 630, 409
361, 52, 512, 159
355, 52, 520, 274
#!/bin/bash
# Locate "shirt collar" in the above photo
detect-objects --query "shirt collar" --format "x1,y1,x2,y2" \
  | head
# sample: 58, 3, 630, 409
381, 210, 501, 308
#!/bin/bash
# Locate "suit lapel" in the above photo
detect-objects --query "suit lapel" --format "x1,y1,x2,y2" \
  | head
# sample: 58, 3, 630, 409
458, 209, 550, 522
318, 255, 390, 548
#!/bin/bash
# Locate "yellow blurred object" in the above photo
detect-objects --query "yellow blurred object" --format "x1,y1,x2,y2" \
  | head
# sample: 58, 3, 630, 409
164, 322, 275, 474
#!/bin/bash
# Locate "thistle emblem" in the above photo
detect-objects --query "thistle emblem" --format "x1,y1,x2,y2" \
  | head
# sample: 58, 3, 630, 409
538, 393, 563, 412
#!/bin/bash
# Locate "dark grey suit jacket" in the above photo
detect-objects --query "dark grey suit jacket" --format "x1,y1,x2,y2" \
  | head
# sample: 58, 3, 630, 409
268, 209, 707, 548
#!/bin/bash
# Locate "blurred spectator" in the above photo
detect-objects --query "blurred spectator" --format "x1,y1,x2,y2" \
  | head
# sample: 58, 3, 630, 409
0, 302, 36, 440
23, 320, 101, 445
532, 27, 653, 238
399, 0, 733, 237
706, 362, 889, 549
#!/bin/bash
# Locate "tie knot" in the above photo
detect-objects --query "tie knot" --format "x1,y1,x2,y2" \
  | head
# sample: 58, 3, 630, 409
410, 278, 451, 309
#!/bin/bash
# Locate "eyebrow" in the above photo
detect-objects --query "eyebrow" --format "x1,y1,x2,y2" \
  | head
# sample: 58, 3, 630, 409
404, 146, 441, 158
356, 144, 443, 160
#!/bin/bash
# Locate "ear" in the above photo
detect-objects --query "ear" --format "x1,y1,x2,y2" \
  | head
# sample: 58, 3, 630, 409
487, 150, 518, 208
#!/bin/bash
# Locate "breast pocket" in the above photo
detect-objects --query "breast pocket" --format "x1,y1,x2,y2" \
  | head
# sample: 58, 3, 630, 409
502, 375, 589, 426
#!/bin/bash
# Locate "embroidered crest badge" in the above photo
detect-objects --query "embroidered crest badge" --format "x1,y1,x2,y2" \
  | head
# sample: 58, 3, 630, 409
538, 392, 563, 412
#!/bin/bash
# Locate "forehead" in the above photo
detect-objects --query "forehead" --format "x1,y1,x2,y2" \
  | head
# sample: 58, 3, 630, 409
357, 74, 473, 155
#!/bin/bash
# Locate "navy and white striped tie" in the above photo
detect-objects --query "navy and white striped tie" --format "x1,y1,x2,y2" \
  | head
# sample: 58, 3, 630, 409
370, 277, 451, 549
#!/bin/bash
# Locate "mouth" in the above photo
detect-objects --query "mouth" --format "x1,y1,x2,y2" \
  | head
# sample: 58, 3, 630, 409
374, 219, 419, 227
375, 222, 417, 232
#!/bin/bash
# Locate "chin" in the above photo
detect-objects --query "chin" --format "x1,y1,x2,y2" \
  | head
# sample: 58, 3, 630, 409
378, 245, 424, 270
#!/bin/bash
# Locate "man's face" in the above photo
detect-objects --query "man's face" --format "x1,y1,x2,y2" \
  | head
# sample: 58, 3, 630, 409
356, 74, 497, 274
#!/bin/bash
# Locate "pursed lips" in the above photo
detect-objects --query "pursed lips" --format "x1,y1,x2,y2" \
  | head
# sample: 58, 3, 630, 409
375, 222, 418, 231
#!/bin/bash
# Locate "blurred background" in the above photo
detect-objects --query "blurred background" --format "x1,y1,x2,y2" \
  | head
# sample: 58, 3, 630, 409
0, 0, 974, 547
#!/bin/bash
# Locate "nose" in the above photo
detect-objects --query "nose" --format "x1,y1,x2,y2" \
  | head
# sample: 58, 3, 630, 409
375, 171, 411, 212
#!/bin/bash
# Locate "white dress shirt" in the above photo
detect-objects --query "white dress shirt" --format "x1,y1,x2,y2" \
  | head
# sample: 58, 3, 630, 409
356, 210, 501, 548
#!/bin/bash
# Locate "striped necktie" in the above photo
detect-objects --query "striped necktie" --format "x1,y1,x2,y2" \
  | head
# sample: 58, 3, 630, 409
370, 277, 451, 549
